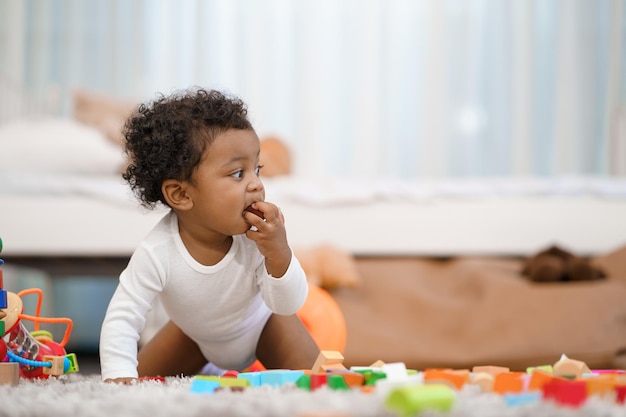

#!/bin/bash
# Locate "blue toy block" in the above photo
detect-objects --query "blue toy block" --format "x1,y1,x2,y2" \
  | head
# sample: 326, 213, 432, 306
238, 372, 262, 387
260, 370, 305, 388
503, 391, 542, 407
0, 289, 7, 309
189, 378, 220, 394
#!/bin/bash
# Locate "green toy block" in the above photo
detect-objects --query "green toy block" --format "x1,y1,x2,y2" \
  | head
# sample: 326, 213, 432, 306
295, 374, 311, 391
385, 384, 456, 417
327, 374, 349, 391
64, 353, 79, 373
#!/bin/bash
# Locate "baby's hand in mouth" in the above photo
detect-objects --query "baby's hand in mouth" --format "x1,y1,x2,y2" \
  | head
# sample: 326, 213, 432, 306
244, 204, 265, 219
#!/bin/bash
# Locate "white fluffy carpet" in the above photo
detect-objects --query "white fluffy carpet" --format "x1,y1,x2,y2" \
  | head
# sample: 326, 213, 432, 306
2, 374, 626, 417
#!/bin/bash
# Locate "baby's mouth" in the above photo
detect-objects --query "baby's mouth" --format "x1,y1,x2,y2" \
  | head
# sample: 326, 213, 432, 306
244, 205, 264, 219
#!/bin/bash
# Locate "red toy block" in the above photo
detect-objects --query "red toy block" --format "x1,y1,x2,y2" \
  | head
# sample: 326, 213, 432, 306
615, 385, 626, 404
542, 379, 587, 407
310, 373, 328, 391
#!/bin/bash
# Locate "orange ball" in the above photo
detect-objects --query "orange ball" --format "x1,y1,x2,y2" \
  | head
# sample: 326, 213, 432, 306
297, 285, 347, 353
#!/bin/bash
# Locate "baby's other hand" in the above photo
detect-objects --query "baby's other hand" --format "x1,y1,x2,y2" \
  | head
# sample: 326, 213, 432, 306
104, 377, 137, 384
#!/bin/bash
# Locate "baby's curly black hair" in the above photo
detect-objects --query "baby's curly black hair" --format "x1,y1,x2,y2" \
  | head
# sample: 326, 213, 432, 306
122, 88, 253, 208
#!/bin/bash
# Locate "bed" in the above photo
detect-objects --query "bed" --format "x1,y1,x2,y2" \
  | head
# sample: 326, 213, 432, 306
2, 88, 626, 372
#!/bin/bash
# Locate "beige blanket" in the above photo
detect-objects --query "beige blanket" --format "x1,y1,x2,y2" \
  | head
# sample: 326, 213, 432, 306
331, 245, 626, 371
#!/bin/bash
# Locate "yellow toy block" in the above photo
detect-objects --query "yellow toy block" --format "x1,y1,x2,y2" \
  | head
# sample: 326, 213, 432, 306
195, 375, 250, 388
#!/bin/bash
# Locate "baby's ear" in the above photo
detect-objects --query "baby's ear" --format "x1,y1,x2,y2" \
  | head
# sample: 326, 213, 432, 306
162, 179, 192, 210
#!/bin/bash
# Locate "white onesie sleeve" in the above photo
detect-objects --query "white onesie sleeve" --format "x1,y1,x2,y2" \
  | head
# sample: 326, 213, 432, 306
99, 245, 164, 380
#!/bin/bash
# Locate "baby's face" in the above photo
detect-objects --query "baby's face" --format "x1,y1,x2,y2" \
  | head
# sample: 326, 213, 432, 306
185, 128, 265, 236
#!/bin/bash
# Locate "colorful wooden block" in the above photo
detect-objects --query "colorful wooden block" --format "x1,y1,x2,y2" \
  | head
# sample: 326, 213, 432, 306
311, 350, 346, 373
189, 378, 220, 394
237, 371, 261, 387
553, 357, 591, 379
42, 355, 66, 376
424, 369, 469, 390
0, 362, 19, 386
385, 384, 456, 417
542, 379, 587, 407
296, 374, 311, 391
260, 370, 304, 387
526, 364, 553, 374
326, 370, 364, 387
471, 372, 494, 392
615, 384, 626, 404
309, 373, 328, 391
327, 374, 350, 391
369, 360, 385, 368
493, 372, 526, 394
584, 375, 615, 397
354, 369, 387, 386
194, 375, 250, 388
382, 363, 411, 380
502, 391, 542, 407
527, 369, 562, 391
472, 365, 510, 376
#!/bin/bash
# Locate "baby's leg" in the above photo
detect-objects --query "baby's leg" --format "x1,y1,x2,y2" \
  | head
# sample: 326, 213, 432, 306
256, 314, 320, 370
137, 320, 207, 377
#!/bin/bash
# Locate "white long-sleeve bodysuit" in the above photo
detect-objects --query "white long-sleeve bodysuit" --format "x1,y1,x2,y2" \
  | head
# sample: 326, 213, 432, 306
99, 211, 308, 380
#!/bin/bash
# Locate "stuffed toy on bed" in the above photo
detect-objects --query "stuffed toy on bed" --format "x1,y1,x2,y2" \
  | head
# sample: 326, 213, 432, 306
521, 245, 607, 282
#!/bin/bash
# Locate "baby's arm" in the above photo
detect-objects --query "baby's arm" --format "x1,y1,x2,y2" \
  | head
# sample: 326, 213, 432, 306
99, 280, 150, 382
100, 250, 161, 382
257, 251, 308, 315
244, 201, 291, 277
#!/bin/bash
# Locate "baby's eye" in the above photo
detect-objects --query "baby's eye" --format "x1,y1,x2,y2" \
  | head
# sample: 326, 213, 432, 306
255, 165, 263, 176
230, 170, 244, 179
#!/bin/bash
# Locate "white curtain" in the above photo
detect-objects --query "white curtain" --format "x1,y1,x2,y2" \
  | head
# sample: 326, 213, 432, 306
1, 0, 624, 179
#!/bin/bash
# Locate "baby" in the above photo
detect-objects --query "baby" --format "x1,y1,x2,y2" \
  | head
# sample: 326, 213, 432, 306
99, 88, 319, 382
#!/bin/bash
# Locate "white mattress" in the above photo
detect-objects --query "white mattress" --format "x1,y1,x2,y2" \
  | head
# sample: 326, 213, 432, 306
1, 174, 625, 257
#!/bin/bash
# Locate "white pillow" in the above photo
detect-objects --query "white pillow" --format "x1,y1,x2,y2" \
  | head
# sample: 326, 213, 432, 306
0, 117, 125, 174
